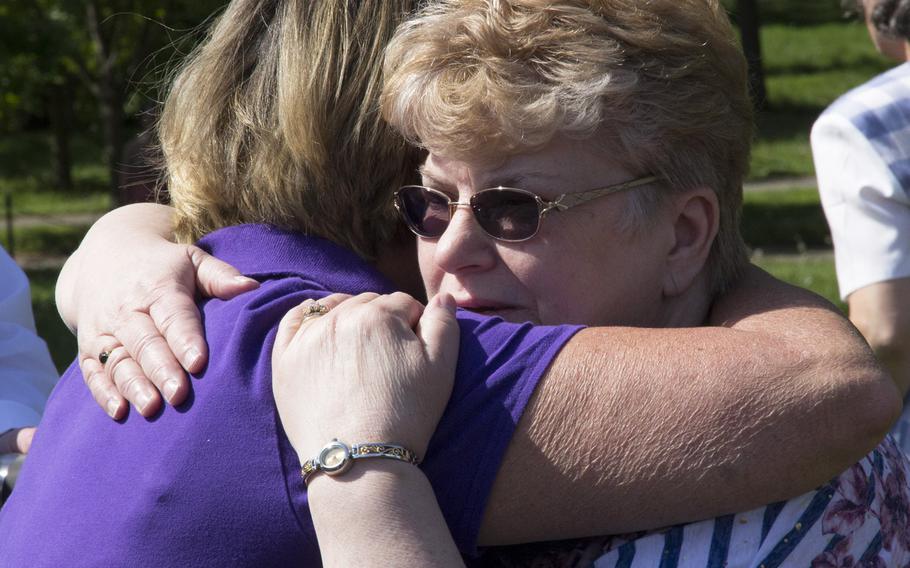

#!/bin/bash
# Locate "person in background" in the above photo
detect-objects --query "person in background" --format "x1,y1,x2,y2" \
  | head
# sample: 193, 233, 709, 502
0, 245, 57, 456
812, 0, 910, 448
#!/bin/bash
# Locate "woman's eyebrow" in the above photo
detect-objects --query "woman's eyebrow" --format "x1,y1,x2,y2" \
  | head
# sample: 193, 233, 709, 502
416, 167, 454, 190
487, 171, 560, 190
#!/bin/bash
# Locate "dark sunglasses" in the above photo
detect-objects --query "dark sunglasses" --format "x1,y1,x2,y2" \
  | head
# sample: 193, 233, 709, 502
393, 176, 659, 242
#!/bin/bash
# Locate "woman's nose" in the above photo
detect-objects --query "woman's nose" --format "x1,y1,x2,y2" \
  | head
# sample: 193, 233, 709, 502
431, 206, 498, 276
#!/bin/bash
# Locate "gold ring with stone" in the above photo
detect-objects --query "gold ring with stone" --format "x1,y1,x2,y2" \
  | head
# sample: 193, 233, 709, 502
301, 301, 329, 323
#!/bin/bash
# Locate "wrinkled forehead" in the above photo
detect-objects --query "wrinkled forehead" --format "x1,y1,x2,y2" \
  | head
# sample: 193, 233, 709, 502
419, 134, 638, 193
419, 153, 561, 191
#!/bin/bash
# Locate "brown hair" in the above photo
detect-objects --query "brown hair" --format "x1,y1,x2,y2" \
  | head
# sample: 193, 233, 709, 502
159, 0, 419, 260
866, 0, 910, 40
382, 0, 753, 292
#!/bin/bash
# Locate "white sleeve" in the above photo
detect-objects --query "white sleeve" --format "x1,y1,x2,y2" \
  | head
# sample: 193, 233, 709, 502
0, 246, 59, 431
811, 112, 910, 300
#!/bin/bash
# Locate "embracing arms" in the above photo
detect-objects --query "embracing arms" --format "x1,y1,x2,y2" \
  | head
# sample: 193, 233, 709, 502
56, 204, 900, 543
481, 266, 897, 543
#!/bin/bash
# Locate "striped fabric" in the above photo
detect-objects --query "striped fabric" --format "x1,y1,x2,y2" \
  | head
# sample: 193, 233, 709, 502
479, 437, 910, 567
586, 437, 910, 567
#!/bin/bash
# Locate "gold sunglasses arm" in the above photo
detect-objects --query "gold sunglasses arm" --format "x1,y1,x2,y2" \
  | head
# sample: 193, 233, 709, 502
547, 175, 660, 212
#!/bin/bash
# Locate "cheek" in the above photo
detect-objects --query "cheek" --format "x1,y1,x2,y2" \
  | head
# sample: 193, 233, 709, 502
416, 241, 442, 295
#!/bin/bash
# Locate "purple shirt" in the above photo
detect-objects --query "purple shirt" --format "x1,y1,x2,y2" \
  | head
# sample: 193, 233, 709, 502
0, 225, 580, 567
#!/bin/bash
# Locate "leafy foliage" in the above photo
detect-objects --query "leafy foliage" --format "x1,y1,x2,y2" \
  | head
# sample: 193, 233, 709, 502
0, 1, 224, 193
724, 0, 852, 26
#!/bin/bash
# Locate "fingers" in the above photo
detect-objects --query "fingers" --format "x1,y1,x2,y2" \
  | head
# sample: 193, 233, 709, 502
417, 293, 460, 365
275, 292, 426, 357
274, 294, 355, 355
80, 356, 128, 420
112, 311, 191, 405
188, 246, 259, 300
104, 347, 164, 418
368, 292, 426, 330
147, 292, 208, 374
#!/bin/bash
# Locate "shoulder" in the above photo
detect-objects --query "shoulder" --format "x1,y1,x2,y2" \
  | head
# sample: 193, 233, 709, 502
200, 275, 332, 352
453, 311, 582, 364
820, 64, 910, 137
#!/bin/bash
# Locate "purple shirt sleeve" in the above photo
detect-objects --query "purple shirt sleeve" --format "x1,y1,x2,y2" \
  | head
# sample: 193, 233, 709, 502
423, 310, 582, 554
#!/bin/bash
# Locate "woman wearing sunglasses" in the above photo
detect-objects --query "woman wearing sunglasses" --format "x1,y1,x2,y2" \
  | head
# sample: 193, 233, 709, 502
5, 0, 903, 565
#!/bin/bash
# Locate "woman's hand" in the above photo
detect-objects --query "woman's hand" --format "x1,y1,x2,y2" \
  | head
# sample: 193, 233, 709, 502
57, 204, 258, 419
271, 291, 459, 461
271, 292, 464, 567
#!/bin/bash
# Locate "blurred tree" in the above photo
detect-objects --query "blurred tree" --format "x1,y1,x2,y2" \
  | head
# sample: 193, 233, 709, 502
0, 1, 222, 200
738, 0, 767, 107
0, 2, 80, 189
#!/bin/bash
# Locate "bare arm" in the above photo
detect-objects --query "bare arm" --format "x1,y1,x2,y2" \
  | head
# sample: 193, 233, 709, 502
59, 206, 899, 542
480, 266, 898, 544
307, 461, 465, 567
848, 278, 910, 395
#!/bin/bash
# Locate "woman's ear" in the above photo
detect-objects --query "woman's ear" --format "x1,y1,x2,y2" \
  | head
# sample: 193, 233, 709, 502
662, 188, 719, 297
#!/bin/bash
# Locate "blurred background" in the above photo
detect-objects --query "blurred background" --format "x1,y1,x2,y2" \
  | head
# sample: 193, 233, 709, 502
0, 0, 888, 371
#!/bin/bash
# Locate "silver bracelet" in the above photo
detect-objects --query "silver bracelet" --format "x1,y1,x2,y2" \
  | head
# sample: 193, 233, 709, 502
301, 439, 420, 484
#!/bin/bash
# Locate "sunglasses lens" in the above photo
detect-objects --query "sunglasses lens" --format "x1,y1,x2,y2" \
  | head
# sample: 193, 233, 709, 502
396, 186, 451, 237
472, 190, 540, 241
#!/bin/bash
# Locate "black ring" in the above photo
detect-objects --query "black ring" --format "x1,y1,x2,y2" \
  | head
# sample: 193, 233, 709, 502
99, 351, 111, 365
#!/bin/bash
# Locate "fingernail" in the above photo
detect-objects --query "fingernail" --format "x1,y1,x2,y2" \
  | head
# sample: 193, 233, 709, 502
439, 293, 457, 313
163, 380, 181, 404
184, 347, 203, 370
106, 398, 121, 419
136, 391, 154, 414
234, 275, 258, 287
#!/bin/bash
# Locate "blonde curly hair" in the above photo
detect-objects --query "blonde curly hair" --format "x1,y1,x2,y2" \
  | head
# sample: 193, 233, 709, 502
382, 0, 753, 292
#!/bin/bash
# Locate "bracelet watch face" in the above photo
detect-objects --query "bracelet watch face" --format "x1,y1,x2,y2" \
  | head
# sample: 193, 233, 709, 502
318, 440, 352, 476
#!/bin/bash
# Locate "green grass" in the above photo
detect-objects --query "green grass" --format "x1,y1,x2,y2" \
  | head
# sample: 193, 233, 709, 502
5, 191, 109, 215
0, 130, 110, 211
741, 186, 831, 250
749, 21, 893, 180
742, 186, 842, 310
753, 253, 843, 312
2, 224, 89, 256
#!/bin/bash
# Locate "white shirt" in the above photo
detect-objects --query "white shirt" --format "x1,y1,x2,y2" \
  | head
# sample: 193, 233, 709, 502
811, 63, 910, 300
0, 246, 58, 431
811, 63, 910, 452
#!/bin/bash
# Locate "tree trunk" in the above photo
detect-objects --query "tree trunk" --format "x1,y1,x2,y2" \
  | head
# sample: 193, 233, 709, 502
85, 1, 125, 206
737, 0, 767, 108
48, 82, 73, 191
99, 79, 124, 205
